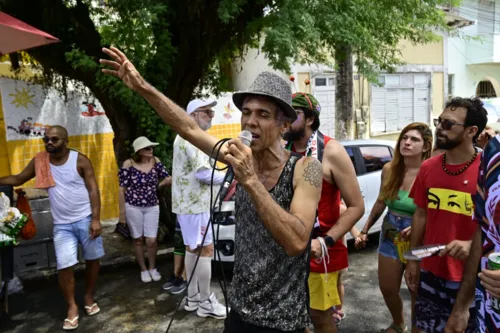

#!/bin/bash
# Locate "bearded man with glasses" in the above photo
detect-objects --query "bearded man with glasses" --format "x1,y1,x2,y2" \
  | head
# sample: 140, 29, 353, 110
0, 125, 104, 331
405, 97, 488, 333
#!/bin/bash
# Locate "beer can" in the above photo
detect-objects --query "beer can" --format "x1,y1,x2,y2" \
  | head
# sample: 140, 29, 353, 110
488, 252, 500, 271
488, 252, 500, 314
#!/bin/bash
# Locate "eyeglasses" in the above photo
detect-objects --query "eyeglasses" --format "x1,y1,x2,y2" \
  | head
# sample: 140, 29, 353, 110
196, 109, 215, 117
43, 136, 63, 143
433, 118, 465, 131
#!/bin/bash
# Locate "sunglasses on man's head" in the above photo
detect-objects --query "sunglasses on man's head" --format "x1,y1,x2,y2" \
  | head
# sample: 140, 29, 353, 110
433, 118, 465, 131
43, 136, 63, 144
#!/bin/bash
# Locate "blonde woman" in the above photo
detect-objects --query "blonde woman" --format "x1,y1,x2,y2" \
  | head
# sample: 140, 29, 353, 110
356, 123, 433, 333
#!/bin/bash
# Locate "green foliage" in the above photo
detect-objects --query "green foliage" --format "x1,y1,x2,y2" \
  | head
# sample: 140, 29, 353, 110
0, 0, 458, 166
262, 0, 454, 82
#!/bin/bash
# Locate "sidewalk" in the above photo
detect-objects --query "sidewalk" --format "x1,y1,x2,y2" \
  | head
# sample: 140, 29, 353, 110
17, 220, 175, 284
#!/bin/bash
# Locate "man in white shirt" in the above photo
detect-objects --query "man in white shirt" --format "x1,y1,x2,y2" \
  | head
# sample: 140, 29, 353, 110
171, 99, 227, 319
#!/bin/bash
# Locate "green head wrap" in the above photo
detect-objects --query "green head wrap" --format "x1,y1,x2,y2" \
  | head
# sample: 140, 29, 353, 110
291, 92, 321, 115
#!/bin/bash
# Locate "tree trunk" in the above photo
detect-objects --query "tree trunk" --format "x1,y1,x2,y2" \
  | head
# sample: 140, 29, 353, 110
335, 44, 354, 140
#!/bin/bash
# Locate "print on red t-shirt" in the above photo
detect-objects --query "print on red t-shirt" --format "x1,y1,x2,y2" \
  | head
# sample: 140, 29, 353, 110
409, 153, 481, 282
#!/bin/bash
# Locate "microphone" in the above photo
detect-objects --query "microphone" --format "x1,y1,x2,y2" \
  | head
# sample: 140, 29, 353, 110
219, 130, 253, 199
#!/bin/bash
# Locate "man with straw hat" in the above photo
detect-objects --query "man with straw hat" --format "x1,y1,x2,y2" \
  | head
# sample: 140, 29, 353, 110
101, 46, 322, 333
284, 92, 364, 333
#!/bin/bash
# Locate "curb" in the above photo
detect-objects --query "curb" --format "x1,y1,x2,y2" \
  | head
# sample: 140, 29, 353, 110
18, 247, 175, 288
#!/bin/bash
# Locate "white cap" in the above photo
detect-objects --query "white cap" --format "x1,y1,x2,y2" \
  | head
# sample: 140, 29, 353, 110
132, 136, 159, 153
186, 99, 217, 115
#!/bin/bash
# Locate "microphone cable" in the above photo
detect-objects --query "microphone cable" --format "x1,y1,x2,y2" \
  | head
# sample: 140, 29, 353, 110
165, 137, 231, 333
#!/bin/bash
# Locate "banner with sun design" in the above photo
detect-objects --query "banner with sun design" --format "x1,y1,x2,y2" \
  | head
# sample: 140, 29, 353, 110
0, 78, 112, 141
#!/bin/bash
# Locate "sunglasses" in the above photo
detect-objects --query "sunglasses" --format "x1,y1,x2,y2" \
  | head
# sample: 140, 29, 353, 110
43, 136, 63, 144
142, 146, 154, 151
433, 118, 465, 131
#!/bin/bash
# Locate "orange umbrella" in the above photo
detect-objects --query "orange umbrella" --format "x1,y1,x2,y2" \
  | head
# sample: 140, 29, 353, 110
0, 11, 59, 55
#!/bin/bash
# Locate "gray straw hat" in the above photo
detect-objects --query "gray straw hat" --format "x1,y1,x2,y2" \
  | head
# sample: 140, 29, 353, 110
232, 71, 298, 122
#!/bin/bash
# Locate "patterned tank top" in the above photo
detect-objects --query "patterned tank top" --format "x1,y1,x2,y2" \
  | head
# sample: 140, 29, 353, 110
228, 153, 311, 331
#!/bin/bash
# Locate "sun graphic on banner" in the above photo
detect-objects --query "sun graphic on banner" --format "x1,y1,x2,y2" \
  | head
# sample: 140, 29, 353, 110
9, 87, 35, 109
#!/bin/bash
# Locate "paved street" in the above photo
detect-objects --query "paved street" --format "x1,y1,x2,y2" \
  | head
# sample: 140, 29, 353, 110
1, 238, 412, 333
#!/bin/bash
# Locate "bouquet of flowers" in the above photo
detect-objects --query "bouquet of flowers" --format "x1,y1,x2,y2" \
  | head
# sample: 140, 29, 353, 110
0, 192, 28, 248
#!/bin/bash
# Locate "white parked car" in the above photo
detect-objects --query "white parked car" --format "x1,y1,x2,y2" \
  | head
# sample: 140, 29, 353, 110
212, 139, 397, 263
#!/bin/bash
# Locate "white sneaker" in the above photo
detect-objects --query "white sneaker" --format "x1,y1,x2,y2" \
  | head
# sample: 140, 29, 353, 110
149, 269, 162, 282
196, 293, 228, 319
184, 293, 200, 312
141, 270, 152, 283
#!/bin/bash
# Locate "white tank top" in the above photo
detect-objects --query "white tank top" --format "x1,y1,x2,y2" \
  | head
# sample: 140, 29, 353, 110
48, 150, 92, 224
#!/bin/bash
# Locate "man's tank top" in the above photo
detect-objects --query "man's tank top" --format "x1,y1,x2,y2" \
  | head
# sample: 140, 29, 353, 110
48, 150, 92, 224
229, 152, 310, 331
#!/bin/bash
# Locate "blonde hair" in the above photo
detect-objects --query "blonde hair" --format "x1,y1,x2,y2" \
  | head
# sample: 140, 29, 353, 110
379, 122, 433, 201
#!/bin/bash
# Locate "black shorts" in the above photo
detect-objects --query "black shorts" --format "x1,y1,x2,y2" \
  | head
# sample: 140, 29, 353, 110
173, 219, 185, 256
224, 310, 305, 333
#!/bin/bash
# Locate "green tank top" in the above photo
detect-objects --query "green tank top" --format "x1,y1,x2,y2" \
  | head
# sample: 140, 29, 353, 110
384, 189, 416, 216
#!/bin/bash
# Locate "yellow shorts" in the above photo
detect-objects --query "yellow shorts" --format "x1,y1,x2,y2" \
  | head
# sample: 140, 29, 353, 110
308, 271, 341, 311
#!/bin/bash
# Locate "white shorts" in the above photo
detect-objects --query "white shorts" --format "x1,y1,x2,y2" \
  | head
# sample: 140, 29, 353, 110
125, 203, 160, 239
177, 212, 213, 250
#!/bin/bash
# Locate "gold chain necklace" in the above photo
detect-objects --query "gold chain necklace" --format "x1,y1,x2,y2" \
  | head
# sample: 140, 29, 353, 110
441, 148, 478, 176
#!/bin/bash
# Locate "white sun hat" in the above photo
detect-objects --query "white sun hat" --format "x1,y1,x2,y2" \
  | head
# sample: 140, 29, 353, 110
132, 136, 159, 153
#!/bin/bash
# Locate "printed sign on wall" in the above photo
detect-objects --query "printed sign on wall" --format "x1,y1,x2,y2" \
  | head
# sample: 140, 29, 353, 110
210, 93, 241, 125
0, 78, 112, 141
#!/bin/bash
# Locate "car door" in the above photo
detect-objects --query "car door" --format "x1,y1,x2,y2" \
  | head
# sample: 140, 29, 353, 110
355, 144, 394, 237
341, 145, 367, 240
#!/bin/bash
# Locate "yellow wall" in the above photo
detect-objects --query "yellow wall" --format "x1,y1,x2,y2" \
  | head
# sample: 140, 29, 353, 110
0, 93, 11, 177
297, 73, 312, 93
207, 123, 241, 141
398, 38, 444, 65
0, 63, 119, 219
6, 133, 119, 220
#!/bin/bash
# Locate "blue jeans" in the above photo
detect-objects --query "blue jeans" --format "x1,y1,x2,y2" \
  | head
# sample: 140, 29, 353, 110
378, 211, 412, 261
53, 215, 105, 270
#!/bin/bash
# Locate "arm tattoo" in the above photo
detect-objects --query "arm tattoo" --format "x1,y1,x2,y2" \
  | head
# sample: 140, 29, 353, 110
303, 159, 322, 188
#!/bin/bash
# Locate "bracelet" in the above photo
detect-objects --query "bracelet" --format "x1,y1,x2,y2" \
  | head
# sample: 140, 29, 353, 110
360, 230, 368, 235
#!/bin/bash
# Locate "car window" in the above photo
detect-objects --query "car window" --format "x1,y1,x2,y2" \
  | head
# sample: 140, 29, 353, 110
344, 146, 357, 173
359, 145, 392, 173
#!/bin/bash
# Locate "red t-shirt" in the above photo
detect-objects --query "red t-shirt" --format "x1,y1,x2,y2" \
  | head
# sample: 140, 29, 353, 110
290, 136, 348, 273
409, 153, 481, 281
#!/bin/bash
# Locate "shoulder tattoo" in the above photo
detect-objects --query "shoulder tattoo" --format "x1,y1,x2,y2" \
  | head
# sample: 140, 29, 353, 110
303, 159, 322, 188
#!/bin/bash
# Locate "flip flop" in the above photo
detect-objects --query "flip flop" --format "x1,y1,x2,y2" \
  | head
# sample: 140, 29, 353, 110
84, 303, 100, 316
63, 316, 79, 331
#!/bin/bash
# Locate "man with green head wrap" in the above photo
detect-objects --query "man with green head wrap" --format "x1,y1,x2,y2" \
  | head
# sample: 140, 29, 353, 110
284, 92, 365, 333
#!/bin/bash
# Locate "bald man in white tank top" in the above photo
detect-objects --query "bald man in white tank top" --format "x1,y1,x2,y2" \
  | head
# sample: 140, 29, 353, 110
0, 125, 104, 331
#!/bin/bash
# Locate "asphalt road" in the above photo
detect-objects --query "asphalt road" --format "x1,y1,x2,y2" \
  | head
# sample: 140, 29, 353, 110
0, 237, 411, 333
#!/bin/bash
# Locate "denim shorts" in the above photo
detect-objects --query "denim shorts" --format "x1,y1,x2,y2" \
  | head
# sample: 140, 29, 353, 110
378, 211, 412, 261
53, 215, 105, 270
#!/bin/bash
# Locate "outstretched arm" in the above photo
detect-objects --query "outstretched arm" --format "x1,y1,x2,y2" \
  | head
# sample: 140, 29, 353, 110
100, 47, 226, 161
0, 159, 35, 186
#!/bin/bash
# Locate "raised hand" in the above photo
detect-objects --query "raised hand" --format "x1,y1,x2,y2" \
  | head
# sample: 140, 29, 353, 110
100, 46, 145, 91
